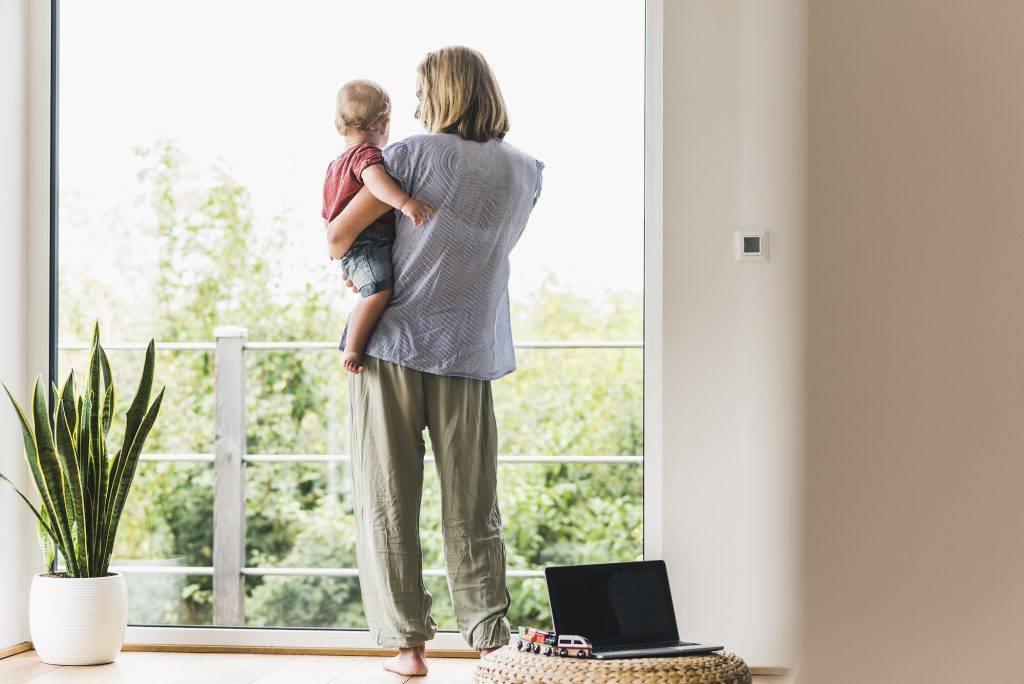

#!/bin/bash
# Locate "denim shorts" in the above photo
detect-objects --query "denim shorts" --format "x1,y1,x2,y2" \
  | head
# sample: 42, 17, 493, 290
340, 228, 395, 298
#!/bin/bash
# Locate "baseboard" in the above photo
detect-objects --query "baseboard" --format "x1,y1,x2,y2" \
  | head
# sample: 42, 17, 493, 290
0, 642, 32, 660
121, 643, 480, 659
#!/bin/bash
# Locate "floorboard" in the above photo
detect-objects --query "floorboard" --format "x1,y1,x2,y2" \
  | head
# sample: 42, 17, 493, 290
249, 654, 367, 683
21, 651, 163, 684
0, 652, 58, 684
165, 653, 298, 684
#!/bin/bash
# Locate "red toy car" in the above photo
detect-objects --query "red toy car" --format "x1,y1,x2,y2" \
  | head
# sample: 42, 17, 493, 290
516, 626, 557, 655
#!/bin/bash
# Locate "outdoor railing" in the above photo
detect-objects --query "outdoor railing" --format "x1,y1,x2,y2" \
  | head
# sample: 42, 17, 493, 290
58, 327, 643, 625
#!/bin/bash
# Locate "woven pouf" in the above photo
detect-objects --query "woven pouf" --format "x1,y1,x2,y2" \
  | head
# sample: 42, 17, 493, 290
474, 646, 752, 684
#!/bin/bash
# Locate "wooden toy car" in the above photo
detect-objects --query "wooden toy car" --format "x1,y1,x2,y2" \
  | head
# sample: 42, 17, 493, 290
516, 627, 592, 658
516, 626, 557, 655
556, 633, 593, 658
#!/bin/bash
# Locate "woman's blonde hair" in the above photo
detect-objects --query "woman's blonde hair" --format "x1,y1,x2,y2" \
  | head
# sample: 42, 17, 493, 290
335, 79, 392, 135
416, 46, 509, 142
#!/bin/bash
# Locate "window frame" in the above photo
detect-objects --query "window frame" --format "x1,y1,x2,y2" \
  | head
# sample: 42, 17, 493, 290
30, 0, 664, 651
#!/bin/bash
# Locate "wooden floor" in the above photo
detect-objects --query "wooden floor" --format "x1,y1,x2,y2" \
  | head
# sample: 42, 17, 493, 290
0, 650, 789, 683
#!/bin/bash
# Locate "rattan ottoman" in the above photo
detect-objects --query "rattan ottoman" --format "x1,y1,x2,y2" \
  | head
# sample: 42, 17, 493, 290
474, 647, 752, 684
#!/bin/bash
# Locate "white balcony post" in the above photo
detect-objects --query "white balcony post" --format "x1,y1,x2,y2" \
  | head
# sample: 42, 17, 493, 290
213, 326, 247, 626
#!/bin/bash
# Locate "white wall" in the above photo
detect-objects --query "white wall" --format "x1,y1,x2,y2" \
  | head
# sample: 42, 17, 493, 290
801, 2, 1024, 682
660, 0, 805, 668
0, 0, 29, 651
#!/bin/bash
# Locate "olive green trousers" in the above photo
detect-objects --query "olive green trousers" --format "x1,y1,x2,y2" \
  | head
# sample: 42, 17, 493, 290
348, 356, 512, 649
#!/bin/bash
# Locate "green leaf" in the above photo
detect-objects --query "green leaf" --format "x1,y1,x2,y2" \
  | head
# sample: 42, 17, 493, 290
32, 378, 82, 576
105, 339, 155, 530
125, 340, 156, 448
102, 378, 115, 440
101, 386, 164, 574
54, 374, 88, 577
3, 382, 76, 574
77, 392, 91, 474
38, 505, 56, 573
0, 470, 67, 567
54, 382, 78, 466
98, 327, 113, 390
87, 328, 103, 505
99, 340, 115, 441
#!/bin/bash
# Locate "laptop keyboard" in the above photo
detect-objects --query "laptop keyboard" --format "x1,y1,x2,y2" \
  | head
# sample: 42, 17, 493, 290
594, 640, 696, 653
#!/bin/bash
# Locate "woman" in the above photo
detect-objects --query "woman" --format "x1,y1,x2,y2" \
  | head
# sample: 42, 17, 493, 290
326, 46, 544, 676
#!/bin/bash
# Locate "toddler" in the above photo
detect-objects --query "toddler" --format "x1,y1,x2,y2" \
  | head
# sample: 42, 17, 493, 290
322, 79, 434, 373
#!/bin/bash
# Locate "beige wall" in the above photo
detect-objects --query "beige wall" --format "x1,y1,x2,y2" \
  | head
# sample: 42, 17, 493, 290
0, 0, 28, 651
801, 1, 1024, 681
662, 0, 804, 667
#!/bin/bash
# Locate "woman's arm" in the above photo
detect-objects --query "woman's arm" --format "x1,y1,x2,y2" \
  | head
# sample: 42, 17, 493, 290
326, 186, 392, 260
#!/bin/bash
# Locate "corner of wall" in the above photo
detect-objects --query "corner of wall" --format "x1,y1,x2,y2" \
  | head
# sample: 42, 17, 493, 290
0, 0, 32, 651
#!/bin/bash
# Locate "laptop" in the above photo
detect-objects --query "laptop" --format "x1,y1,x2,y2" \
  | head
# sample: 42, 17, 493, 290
545, 560, 724, 659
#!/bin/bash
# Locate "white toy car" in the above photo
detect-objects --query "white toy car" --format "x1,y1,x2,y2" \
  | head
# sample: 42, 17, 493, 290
556, 634, 592, 658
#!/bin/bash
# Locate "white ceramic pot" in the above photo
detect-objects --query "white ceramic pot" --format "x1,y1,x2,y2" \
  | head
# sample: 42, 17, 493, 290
29, 572, 128, 665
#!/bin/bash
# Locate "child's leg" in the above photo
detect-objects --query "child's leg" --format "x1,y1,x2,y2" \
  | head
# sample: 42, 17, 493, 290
343, 288, 392, 374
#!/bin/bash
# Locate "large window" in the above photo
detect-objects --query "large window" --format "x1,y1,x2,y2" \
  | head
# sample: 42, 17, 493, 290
56, 0, 644, 636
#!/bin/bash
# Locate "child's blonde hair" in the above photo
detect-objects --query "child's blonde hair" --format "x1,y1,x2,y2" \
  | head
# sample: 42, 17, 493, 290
416, 46, 509, 142
335, 79, 392, 136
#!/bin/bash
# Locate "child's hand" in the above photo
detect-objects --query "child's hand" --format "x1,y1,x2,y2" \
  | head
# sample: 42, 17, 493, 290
400, 198, 436, 226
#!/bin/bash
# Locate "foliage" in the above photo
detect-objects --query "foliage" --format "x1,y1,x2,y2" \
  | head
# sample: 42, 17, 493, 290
58, 139, 642, 629
0, 325, 164, 577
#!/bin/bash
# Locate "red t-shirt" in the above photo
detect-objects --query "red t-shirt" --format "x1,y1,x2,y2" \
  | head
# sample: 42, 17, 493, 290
321, 142, 395, 232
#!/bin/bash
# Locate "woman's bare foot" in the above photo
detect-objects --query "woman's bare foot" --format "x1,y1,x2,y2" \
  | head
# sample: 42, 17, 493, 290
383, 646, 428, 676
479, 646, 501, 658
342, 349, 365, 374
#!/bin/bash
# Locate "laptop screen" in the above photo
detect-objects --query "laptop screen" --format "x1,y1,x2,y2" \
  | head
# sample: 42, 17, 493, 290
545, 561, 680, 648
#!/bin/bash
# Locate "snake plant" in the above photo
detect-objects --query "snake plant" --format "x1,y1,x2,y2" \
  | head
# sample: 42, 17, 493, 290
0, 324, 164, 577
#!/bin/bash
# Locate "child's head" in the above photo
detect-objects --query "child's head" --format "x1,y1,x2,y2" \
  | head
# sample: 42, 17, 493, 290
335, 79, 392, 144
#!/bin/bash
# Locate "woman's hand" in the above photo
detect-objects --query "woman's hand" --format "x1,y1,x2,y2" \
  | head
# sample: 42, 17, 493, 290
326, 186, 392, 260
340, 272, 359, 293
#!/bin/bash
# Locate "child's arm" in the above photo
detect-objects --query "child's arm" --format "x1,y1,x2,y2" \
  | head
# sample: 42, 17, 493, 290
361, 164, 436, 226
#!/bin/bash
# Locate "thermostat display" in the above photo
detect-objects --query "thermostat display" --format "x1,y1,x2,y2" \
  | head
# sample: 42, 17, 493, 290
735, 231, 769, 263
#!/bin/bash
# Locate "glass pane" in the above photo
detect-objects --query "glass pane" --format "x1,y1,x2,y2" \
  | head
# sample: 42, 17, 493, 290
246, 351, 351, 457
245, 575, 365, 629
494, 347, 644, 457
244, 575, 550, 631
245, 462, 353, 571
111, 460, 215, 627
58, 0, 643, 632
123, 573, 213, 627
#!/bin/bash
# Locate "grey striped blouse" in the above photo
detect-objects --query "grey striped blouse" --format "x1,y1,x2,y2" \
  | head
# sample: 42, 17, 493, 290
340, 133, 544, 381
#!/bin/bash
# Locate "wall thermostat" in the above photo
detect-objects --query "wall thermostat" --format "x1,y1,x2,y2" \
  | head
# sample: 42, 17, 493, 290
735, 231, 768, 262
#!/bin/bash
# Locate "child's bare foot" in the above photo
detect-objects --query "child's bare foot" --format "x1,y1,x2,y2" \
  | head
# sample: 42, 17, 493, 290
342, 349, 365, 374
383, 646, 428, 676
